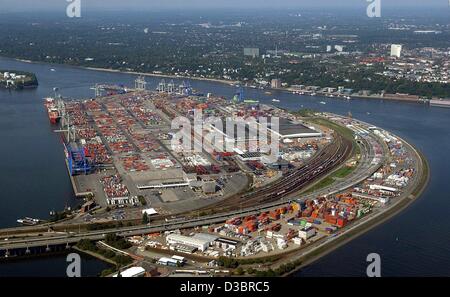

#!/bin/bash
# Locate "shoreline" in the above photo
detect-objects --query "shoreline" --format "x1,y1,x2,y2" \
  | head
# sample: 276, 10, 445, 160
281, 141, 430, 276
212, 120, 429, 277
4, 56, 445, 104
72, 246, 117, 266
10, 57, 240, 87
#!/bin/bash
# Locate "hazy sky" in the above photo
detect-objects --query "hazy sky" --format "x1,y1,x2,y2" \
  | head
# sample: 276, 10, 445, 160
1, 0, 449, 12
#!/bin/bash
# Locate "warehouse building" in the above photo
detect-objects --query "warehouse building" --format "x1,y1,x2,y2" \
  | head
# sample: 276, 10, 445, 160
215, 238, 239, 251
238, 152, 262, 161
112, 266, 146, 277
269, 118, 322, 139
157, 257, 179, 267
166, 233, 216, 252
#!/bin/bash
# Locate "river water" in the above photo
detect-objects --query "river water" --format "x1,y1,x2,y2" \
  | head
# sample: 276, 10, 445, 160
0, 57, 449, 277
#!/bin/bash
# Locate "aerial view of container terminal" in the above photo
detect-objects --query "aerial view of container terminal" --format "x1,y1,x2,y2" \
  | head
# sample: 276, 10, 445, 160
0, 0, 448, 289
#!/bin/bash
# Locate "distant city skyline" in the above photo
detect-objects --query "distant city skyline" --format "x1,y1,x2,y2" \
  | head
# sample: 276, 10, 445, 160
1, 0, 449, 12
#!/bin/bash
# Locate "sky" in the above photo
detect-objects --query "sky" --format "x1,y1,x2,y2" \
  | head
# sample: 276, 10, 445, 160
1, 0, 449, 12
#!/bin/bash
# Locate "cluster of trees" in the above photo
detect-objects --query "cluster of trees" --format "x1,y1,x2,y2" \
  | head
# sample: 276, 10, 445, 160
138, 195, 147, 206
250, 260, 302, 277
76, 239, 133, 267
49, 210, 69, 222
218, 256, 280, 268
294, 108, 317, 117
142, 213, 150, 224
281, 60, 450, 98
86, 221, 134, 231
104, 234, 132, 250
0, 70, 38, 89
217, 255, 303, 276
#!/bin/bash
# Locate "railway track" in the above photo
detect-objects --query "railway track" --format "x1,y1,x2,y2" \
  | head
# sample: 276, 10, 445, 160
199, 133, 353, 213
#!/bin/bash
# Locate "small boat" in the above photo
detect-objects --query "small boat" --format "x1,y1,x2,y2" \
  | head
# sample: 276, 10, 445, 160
244, 99, 259, 104
272, 98, 280, 103
319, 101, 327, 105
50, 68, 56, 72
265, 91, 272, 95
17, 217, 41, 226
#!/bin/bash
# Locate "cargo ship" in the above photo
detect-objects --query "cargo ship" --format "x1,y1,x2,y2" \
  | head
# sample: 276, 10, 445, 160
44, 97, 61, 124
17, 217, 41, 226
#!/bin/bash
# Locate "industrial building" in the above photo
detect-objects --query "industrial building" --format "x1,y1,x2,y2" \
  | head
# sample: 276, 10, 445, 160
390, 44, 402, 58
142, 208, 158, 216
112, 266, 146, 277
157, 257, 179, 267
270, 119, 323, 139
334, 45, 345, 52
244, 47, 260, 58
238, 152, 262, 161
215, 238, 239, 251
166, 233, 217, 252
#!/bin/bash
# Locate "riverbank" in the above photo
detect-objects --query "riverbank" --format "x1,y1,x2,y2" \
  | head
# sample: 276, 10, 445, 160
216, 120, 429, 277
280, 141, 430, 276
11, 57, 443, 104
12, 57, 240, 87
72, 246, 116, 266
72, 67, 447, 104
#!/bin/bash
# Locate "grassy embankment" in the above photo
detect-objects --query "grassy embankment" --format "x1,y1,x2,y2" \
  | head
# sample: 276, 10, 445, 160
74, 234, 133, 277
299, 115, 360, 194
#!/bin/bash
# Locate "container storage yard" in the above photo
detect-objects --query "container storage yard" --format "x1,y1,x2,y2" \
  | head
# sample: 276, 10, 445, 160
0, 78, 426, 280
118, 112, 419, 262
52, 89, 327, 219
28, 81, 423, 275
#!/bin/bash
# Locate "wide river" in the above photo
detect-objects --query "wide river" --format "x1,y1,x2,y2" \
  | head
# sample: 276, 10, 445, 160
0, 57, 449, 277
